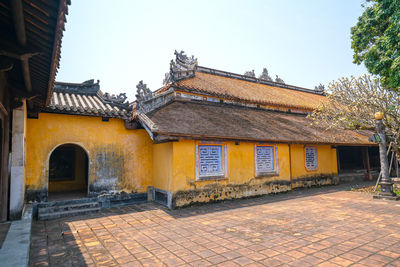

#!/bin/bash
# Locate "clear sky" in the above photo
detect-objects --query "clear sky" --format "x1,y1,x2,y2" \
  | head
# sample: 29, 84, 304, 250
56, 0, 367, 101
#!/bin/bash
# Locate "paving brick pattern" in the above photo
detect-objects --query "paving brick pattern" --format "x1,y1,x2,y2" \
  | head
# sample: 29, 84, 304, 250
29, 185, 400, 266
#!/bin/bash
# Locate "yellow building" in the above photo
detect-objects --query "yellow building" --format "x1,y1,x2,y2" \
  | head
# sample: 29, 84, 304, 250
25, 80, 153, 202
133, 51, 376, 208
25, 51, 376, 210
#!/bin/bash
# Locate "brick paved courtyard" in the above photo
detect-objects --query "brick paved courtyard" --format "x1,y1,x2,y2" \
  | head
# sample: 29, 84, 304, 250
29, 185, 400, 266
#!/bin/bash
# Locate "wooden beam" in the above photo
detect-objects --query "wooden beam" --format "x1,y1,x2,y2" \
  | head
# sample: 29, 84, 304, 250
0, 49, 39, 61
10, 0, 33, 92
154, 135, 179, 144
0, 96, 10, 221
0, 57, 13, 72
10, 0, 26, 45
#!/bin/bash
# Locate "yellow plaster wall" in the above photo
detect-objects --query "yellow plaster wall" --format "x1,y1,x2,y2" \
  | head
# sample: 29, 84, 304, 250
152, 142, 173, 191
290, 144, 337, 179
152, 140, 339, 207
169, 141, 293, 193
26, 113, 153, 194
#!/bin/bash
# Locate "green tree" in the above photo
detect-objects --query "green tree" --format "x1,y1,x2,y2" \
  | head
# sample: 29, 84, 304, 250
351, 0, 400, 90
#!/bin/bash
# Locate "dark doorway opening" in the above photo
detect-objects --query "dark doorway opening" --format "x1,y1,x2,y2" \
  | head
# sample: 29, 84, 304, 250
48, 144, 88, 200
337, 146, 379, 176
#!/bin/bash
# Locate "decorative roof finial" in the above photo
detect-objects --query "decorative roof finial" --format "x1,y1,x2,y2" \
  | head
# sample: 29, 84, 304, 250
163, 50, 198, 84
275, 75, 285, 84
314, 83, 325, 92
244, 70, 256, 77
258, 68, 272, 81
136, 80, 153, 101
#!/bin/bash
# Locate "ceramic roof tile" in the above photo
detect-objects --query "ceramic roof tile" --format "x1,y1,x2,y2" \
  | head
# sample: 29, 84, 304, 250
146, 100, 373, 145
174, 71, 327, 111
45, 80, 131, 119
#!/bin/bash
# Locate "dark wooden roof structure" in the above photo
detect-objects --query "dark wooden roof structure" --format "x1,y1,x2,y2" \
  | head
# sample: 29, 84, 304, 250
0, 0, 69, 221
0, 0, 69, 115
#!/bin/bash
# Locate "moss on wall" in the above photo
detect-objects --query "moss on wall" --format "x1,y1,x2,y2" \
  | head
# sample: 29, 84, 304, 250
172, 178, 291, 208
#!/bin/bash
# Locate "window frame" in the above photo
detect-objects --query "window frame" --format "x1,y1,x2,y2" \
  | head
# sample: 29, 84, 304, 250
305, 146, 318, 171
195, 143, 227, 181
254, 145, 279, 177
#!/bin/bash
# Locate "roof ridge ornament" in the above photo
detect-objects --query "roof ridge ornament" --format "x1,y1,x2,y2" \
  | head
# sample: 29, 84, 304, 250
136, 80, 153, 101
163, 50, 198, 85
314, 83, 325, 94
103, 92, 128, 106
258, 68, 272, 81
244, 70, 256, 78
275, 75, 285, 84
53, 79, 100, 94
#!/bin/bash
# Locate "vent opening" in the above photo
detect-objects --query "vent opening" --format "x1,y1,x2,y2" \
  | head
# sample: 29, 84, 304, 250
154, 190, 168, 205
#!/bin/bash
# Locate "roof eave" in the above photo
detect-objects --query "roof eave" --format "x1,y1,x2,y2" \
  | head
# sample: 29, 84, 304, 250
151, 131, 374, 146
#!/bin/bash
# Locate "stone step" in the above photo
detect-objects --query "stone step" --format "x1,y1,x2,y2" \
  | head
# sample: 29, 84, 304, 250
38, 206, 101, 220
38, 202, 99, 214
37, 197, 98, 209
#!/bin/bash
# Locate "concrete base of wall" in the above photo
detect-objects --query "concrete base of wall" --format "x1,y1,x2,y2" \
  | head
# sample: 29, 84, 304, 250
172, 179, 292, 209
292, 175, 339, 189
170, 175, 340, 209
25, 189, 48, 203
9, 166, 24, 220
338, 171, 379, 183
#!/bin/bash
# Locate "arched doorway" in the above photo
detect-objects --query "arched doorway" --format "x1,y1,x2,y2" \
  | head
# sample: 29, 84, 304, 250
48, 144, 89, 200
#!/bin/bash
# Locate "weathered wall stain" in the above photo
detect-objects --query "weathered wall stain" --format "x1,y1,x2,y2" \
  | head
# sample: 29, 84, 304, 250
90, 145, 125, 194
25, 113, 153, 201
173, 179, 291, 208
292, 174, 339, 188
172, 175, 338, 208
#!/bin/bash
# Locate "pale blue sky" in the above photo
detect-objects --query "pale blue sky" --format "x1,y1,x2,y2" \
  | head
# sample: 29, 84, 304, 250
57, 0, 367, 100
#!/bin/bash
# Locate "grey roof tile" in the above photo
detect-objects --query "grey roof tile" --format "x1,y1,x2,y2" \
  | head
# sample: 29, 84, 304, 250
45, 80, 131, 119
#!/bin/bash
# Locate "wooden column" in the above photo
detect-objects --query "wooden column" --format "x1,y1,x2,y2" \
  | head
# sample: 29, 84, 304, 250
336, 147, 341, 174
362, 147, 372, 180
0, 75, 10, 222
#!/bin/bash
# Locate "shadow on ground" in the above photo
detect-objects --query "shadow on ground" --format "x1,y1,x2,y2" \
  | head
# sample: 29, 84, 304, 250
29, 180, 377, 266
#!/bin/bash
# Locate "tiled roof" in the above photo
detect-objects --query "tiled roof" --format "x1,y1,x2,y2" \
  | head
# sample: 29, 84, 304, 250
172, 68, 327, 111
144, 100, 373, 145
45, 80, 131, 119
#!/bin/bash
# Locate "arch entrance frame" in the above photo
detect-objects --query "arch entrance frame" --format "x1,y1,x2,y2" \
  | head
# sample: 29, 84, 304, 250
46, 143, 90, 199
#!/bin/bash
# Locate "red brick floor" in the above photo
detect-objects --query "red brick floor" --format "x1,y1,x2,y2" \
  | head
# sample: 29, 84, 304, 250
29, 185, 400, 266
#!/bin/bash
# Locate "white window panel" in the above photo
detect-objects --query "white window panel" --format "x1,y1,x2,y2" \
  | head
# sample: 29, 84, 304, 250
198, 145, 223, 177
255, 146, 274, 174
305, 146, 317, 170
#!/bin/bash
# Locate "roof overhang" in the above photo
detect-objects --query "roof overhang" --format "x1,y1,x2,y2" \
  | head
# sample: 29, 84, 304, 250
0, 0, 70, 115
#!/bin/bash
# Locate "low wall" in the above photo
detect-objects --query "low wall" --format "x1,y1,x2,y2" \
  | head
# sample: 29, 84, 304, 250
171, 174, 338, 208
